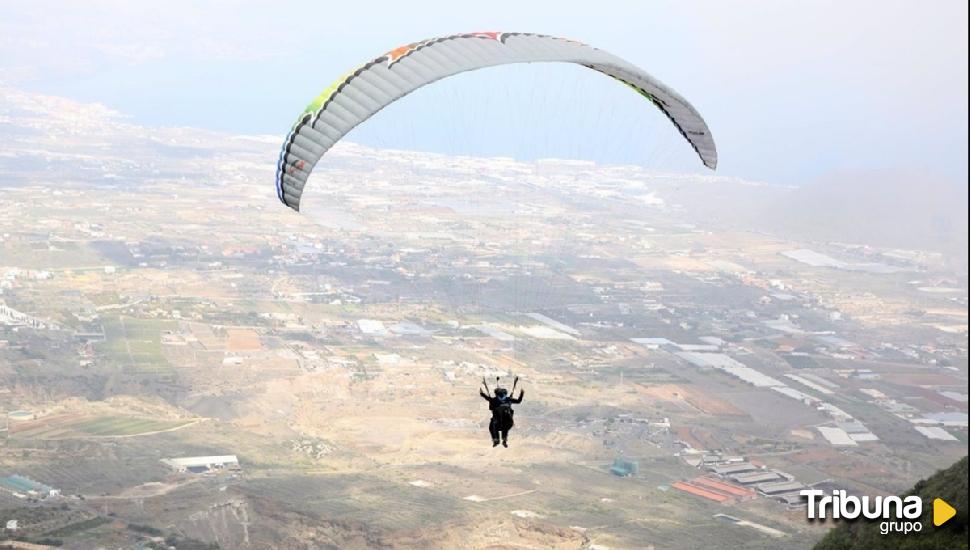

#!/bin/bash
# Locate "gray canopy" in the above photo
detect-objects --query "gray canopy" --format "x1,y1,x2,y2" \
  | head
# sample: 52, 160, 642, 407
275, 32, 717, 211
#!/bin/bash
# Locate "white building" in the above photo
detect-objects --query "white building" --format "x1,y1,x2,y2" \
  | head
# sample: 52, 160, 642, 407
162, 455, 240, 473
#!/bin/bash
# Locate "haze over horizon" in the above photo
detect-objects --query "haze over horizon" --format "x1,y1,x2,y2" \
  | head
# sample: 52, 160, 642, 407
2, 0, 967, 187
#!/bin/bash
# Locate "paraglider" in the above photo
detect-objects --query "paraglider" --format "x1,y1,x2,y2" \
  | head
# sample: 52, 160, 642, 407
275, 32, 719, 449
274, 31, 717, 212
480, 376, 525, 448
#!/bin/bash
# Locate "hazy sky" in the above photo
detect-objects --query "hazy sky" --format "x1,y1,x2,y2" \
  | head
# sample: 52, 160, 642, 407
2, 1, 967, 185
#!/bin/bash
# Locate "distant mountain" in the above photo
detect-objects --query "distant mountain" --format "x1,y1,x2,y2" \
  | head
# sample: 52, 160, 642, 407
814, 456, 968, 550
756, 170, 969, 266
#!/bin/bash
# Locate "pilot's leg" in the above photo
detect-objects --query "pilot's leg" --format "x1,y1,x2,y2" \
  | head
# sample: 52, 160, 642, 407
489, 418, 500, 446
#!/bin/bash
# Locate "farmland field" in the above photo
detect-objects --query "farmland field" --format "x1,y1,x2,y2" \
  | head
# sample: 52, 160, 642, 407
97, 316, 176, 374
10, 415, 194, 440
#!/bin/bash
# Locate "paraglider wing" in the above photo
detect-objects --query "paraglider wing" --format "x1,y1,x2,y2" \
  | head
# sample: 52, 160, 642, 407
275, 32, 717, 211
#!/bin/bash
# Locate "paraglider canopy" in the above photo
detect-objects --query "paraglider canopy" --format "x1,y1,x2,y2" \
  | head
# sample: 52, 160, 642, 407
275, 31, 717, 212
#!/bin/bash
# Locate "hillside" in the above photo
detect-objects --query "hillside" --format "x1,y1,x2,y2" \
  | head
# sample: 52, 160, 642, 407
815, 456, 968, 550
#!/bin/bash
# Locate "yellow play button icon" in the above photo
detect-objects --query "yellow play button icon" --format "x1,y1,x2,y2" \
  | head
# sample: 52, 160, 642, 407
933, 498, 956, 527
